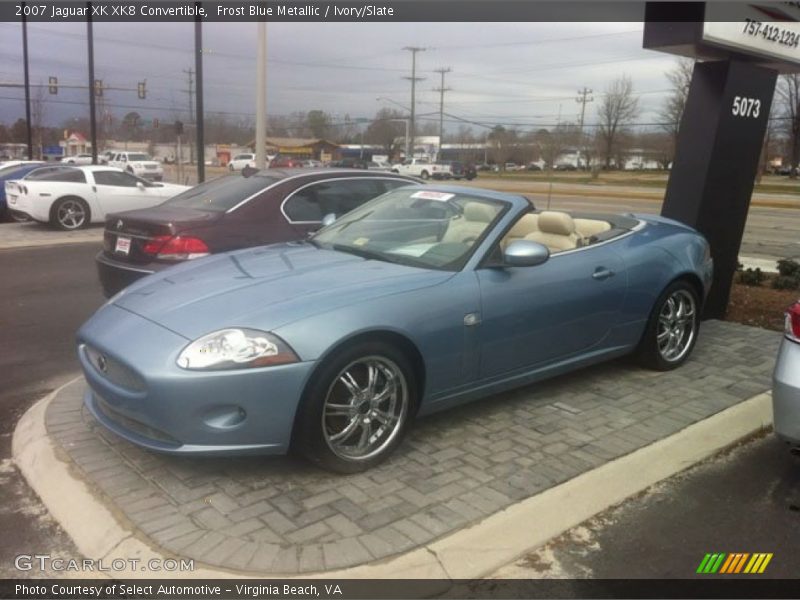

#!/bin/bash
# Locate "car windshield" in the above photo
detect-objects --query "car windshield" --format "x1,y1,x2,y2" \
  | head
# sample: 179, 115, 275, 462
161, 173, 281, 212
311, 188, 506, 271
127, 153, 150, 161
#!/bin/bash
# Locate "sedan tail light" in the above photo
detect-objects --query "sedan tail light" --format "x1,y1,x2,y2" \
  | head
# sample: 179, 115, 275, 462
785, 302, 800, 343
142, 235, 210, 261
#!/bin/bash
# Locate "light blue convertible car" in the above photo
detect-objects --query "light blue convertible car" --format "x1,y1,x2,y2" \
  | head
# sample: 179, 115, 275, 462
77, 185, 713, 472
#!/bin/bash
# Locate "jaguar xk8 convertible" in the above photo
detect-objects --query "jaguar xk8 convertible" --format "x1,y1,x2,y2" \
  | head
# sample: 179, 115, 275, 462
77, 185, 713, 473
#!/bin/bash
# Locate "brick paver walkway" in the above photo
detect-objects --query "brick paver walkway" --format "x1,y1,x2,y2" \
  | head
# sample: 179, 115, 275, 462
46, 321, 779, 574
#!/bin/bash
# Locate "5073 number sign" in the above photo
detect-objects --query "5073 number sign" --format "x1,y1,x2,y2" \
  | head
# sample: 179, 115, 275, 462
732, 96, 761, 118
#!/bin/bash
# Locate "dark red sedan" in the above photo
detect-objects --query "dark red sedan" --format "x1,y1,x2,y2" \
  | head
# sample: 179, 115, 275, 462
96, 168, 421, 297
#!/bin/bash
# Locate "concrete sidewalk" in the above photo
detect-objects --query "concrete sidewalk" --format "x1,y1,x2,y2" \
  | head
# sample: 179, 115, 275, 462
12, 321, 778, 578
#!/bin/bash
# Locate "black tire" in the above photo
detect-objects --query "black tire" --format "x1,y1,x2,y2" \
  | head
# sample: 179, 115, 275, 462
50, 196, 90, 230
126, 167, 134, 174
293, 341, 417, 473
420, 170, 430, 180
229, 164, 235, 172
637, 279, 700, 371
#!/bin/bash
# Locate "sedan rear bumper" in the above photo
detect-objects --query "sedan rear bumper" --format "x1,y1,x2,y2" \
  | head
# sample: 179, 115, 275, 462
96, 251, 161, 298
772, 337, 800, 446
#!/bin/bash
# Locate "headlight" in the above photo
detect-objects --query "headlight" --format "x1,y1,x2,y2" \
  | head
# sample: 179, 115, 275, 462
177, 328, 298, 370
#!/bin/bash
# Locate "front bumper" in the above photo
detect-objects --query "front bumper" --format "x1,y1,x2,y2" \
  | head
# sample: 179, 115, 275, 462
78, 304, 315, 455
772, 336, 800, 446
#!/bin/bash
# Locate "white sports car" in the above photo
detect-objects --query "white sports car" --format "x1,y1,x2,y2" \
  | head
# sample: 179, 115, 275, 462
5, 165, 189, 230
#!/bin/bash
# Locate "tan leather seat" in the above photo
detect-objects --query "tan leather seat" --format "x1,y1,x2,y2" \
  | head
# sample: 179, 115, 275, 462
524, 211, 580, 252
574, 218, 611, 239
501, 213, 539, 249
442, 202, 496, 244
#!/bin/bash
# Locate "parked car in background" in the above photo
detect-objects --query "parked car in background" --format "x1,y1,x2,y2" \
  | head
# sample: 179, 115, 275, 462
555, 163, 578, 171
78, 186, 712, 472
269, 155, 306, 168
329, 158, 367, 169
773, 300, 800, 452
96, 169, 421, 297
107, 151, 164, 181
228, 153, 256, 172
0, 161, 45, 220
365, 160, 391, 171
6, 166, 188, 230
440, 161, 477, 181
63, 154, 94, 165
302, 159, 324, 168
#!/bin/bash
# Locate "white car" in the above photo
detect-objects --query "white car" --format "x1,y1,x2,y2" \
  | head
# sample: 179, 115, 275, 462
228, 153, 256, 172
5, 166, 189, 230
107, 151, 164, 181
62, 153, 94, 165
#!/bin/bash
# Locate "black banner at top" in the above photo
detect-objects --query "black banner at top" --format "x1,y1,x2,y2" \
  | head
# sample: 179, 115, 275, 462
1, 1, 796, 23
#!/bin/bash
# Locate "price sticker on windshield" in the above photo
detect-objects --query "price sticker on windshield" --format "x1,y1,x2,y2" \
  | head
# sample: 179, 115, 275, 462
411, 191, 455, 202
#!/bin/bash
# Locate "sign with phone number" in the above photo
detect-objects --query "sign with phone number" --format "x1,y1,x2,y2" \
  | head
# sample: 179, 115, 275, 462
703, 4, 800, 66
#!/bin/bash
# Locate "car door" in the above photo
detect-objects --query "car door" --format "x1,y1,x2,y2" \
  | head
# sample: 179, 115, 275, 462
476, 242, 627, 379
92, 170, 154, 216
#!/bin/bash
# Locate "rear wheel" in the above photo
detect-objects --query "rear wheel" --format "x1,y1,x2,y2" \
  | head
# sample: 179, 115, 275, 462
51, 197, 90, 230
638, 280, 699, 371
294, 341, 416, 473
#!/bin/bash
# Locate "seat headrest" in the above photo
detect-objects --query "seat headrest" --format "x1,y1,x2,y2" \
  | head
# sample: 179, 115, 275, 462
538, 211, 575, 236
463, 202, 496, 223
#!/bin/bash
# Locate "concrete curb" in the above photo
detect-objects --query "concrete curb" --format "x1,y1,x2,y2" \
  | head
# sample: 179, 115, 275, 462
13, 377, 772, 579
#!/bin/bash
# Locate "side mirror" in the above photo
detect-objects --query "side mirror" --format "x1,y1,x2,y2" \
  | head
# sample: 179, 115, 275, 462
321, 213, 337, 227
503, 240, 550, 267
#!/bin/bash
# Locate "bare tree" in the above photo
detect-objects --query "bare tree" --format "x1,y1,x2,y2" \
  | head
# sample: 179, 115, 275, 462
777, 74, 800, 176
658, 58, 694, 164
597, 75, 639, 168
364, 108, 407, 160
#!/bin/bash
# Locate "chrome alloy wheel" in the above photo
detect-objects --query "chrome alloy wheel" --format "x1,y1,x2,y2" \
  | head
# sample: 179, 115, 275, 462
657, 289, 696, 363
56, 199, 87, 229
322, 356, 408, 461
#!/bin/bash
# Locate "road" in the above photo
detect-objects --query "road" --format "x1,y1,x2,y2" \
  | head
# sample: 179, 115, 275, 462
493, 433, 800, 579
0, 243, 106, 577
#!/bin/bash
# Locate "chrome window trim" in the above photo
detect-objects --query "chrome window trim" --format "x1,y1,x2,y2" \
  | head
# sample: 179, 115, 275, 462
224, 170, 416, 216
280, 175, 419, 225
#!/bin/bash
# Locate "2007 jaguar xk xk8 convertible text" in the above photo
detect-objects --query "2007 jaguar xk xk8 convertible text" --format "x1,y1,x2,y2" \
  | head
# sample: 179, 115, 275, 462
77, 185, 713, 473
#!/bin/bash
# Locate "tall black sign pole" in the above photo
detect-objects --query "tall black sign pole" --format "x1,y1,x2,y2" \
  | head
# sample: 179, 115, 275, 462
86, 2, 98, 165
21, 4, 33, 160
661, 59, 776, 318
194, 7, 205, 183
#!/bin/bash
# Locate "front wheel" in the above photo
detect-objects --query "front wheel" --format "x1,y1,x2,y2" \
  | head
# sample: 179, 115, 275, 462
420, 170, 430, 179
294, 342, 417, 473
637, 280, 699, 371
51, 197, 90, 230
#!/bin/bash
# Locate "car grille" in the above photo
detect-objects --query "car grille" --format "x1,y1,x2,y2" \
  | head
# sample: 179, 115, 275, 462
145, 164, 157, 170
95, 395, 180, 446
84, 345, 146, 392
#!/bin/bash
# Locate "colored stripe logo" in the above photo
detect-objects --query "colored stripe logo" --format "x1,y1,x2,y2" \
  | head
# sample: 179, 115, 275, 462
696, 553, 773, 574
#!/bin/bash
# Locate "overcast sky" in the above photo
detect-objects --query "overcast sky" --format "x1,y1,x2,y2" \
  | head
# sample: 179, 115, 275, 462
0, 21, 682, 135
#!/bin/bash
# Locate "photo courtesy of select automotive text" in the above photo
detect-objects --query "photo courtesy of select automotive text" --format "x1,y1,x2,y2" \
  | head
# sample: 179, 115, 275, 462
3, 1, 800, 598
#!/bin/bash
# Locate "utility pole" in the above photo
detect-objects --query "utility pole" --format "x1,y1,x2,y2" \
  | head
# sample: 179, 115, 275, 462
183, 68, 194, 165
21, 4, 32, 160
255, 21, 267, 170
194, 14, 205, 183
87, 4, 97, 164
576, 87, 593, 170
433, 67, 451, 162
402, 46, 425, 159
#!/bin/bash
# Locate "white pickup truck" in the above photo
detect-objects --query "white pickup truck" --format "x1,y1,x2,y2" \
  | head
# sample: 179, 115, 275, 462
107, 151, 164, 181
390, 158, 451, 180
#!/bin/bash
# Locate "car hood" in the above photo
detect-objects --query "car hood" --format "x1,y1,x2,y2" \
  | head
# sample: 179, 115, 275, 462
113, 242, 453, 339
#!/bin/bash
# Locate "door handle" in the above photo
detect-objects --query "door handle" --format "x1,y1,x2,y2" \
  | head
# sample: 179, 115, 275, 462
592, 267, 614, 280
